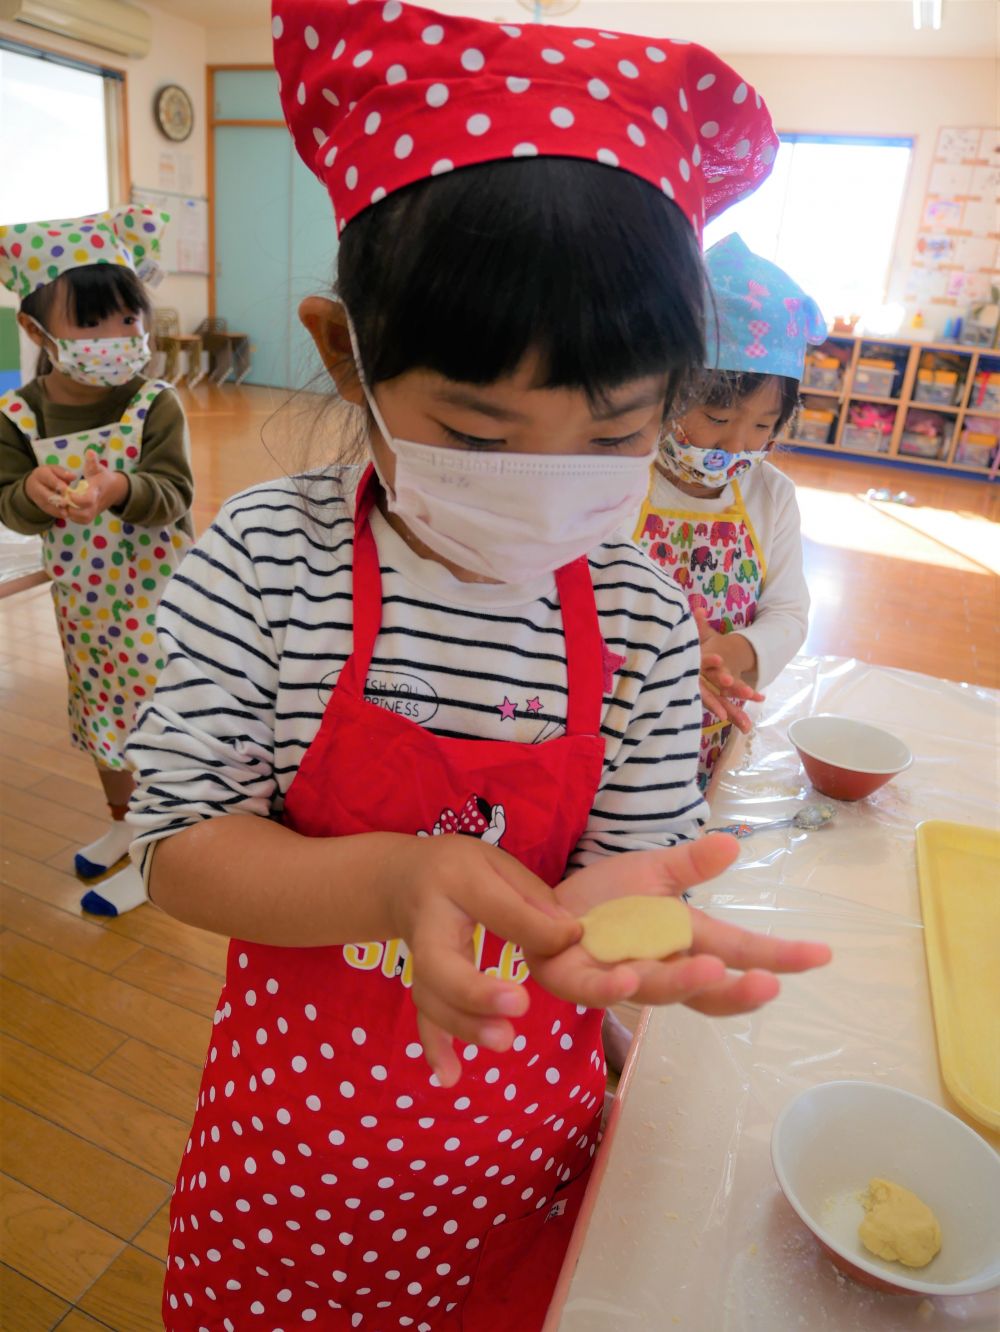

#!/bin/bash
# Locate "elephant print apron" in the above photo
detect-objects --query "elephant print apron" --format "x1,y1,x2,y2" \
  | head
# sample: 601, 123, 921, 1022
161, 466, 610, 1331
0, 380, 190, 768
634, 476, 765, 788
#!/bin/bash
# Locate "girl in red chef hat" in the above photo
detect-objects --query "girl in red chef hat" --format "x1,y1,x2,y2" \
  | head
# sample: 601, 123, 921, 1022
128, 4, 831, 1328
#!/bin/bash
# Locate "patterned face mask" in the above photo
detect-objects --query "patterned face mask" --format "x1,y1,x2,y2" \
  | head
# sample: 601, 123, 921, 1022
658, 420, 768, 488
29, 317, 150, 387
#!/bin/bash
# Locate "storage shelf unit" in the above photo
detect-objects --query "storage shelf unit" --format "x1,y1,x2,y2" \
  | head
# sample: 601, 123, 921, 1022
781, 334, 1000, 480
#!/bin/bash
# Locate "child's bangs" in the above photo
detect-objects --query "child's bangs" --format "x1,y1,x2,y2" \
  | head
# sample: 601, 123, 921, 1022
58, 264, 150, 326
338, 158, 706, 405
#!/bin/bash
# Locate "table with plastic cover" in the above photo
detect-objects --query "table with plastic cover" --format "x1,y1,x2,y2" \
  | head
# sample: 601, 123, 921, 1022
545, 655, 1000, 1332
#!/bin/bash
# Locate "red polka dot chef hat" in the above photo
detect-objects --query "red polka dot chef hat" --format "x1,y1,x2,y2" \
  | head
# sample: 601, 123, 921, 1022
272, 0, 779, 236
0, 205, 170, 300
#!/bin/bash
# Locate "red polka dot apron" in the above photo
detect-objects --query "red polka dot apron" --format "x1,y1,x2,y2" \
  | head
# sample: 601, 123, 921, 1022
163, 467, 609, 1331
634, 476, 765, 788
0, 380, 190, 768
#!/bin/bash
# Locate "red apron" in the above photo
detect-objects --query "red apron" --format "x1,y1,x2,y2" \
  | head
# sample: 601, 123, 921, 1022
163, 468, 609, 1332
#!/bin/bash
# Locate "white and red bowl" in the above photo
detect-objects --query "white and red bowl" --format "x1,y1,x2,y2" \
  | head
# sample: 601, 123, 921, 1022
771, 1081, 1000, 1296
787, 714, 912, 801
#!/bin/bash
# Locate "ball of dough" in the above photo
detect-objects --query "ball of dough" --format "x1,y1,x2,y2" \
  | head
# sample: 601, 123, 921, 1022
859, 1177, 942, 1268
580, 896, 692, 964
65, 478, 90, 507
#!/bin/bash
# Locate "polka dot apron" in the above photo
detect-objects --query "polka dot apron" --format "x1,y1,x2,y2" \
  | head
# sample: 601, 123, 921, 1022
163, 467, 610, 1331
634, 477, 765, 788
0, 380, 190, 768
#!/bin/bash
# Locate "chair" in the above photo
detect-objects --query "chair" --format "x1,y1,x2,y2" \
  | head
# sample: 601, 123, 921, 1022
195, 317, 252, 386
152, 309, 205, 387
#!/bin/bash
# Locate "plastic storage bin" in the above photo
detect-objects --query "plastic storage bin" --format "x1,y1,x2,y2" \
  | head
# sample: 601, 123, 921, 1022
913, 369, 959, 406
792, 408, 836, 444
971, 372, 1000, 412
842, 424, 891, 454
853, 359, 897, 398
802, 355, 841, 392
954, 429, 998, 468
899, 430, 945, 459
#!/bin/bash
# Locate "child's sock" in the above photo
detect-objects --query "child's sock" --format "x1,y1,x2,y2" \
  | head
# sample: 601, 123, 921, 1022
80, 863, 147, 917
75, 804, 132, 878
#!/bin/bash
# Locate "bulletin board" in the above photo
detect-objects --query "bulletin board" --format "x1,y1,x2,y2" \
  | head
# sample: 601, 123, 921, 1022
904, 127, 1000, 313
130, 186, 210, 276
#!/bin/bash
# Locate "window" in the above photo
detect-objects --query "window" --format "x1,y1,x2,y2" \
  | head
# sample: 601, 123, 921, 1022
0, 40, 125, 224
704, 133, 913, 322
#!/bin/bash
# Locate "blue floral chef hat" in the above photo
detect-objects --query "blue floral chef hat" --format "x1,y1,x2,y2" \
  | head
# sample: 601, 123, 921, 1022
704, 233, 827, 380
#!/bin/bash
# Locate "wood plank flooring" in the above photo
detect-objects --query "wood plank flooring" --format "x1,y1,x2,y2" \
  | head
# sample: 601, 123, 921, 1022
1, 383, 997, 1328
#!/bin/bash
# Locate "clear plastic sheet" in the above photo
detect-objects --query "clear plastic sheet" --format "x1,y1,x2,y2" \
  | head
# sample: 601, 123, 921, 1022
550, 656, 1000, 1331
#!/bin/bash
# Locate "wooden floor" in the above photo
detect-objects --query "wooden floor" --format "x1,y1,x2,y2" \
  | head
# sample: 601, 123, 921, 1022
0, 383, 997, 1330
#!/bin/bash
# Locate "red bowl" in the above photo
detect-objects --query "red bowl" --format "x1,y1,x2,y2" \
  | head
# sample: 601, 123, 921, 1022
787, 715, 912, 801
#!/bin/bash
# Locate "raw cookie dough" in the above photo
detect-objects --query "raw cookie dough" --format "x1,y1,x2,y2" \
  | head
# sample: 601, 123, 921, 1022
65, 478, 90, 506
580, 896, 692, 964
858, 1177, 942, 1268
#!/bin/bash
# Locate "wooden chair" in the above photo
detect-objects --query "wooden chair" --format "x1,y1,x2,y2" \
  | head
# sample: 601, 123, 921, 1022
152, 309, 205, 386
195, 317, 252, 386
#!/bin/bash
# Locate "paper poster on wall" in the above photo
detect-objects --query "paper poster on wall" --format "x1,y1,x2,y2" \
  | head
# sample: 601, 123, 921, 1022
928, 163, 973, 196
922, 198, 963, 229
951, 236, 995, 271
916, 234, 954, 264
978, 128, 1000, 159
157, 151, 177, 192
131, 187, 209, 276
959, 198, 999, 238
935, 127, 982, 162
969, 164, 1000, 198
946, 271, 993, 304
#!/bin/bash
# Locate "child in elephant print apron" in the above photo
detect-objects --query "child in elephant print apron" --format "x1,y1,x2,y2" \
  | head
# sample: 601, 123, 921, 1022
635, 234, 826, 789
0, 206, 193, 914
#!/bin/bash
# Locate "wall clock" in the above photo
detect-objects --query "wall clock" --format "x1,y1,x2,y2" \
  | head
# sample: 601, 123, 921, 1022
155, 85, 194, 143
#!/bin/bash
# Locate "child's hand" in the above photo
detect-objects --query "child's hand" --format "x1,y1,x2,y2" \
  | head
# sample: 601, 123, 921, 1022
24, 463, 76, 517
62, 450, 129, 525
384, 835, 582, 1088
693, 605, 764, 734
525, 835, 831, 1015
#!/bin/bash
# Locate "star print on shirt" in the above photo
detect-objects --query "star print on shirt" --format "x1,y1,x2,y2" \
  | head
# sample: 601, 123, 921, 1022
525, 697, 543, 714
601, 642, 627, 695
497, 696, 517, 722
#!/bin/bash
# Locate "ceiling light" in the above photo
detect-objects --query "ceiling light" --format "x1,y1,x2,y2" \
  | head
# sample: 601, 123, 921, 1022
913, 0, 943, 30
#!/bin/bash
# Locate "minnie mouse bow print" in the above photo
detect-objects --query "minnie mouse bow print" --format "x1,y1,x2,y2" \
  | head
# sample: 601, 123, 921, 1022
417, 793, 507, 847
272, 0, 779, 236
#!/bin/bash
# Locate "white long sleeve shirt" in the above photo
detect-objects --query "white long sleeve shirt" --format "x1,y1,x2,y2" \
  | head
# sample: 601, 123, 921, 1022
643, 460, 810, 688
127, 468, 709, 879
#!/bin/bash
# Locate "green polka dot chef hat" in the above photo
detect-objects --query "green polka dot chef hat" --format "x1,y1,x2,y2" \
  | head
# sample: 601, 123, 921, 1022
0, 205, 170, 299
272, 0, 779, 237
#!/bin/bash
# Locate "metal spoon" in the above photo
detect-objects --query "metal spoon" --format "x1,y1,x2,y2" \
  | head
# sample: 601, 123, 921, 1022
709, 803, 836, 839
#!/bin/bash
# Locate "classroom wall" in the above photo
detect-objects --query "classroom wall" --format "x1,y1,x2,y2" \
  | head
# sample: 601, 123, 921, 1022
727, 54, 997, 333
206, 27, 995, 339
0, 2, 209, 336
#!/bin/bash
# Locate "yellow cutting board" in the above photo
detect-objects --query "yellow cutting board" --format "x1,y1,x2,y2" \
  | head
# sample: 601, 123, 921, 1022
916, 820, 1000, 1131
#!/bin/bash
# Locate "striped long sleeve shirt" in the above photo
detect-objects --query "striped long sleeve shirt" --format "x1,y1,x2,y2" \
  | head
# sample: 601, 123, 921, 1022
127, 467, 707, 877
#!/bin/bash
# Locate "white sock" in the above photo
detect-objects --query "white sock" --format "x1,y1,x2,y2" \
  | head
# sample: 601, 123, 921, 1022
75, 819, 133, 878
80, 864, 148, 917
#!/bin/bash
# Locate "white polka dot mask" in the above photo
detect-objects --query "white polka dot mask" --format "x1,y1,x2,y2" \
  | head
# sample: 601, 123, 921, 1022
27, 316, 151, 388
272, 0, 778, 237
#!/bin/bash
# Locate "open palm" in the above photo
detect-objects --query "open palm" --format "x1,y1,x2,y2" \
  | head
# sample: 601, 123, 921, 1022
526, 834, 832, 1017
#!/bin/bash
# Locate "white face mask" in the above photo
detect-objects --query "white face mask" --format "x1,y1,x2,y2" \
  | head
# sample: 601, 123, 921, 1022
347, 322, 656, 583
29, 317, 150, 387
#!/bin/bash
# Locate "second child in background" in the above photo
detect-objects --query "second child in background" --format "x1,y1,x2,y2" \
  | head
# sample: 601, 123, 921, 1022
0, 207, 193, 915
634, 234, 826, 787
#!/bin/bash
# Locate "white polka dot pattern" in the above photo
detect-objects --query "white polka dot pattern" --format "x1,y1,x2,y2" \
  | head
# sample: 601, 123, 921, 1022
272, 0, 778, 239
161, 938, 605, 1327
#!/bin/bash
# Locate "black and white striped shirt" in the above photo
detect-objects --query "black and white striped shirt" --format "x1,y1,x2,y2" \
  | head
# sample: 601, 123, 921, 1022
128, 468, 707, 875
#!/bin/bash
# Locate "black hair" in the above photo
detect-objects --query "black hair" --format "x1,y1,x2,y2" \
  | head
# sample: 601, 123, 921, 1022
689, 368, 801, 436
20, 264, 152, 376
336, 157, 706, 411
